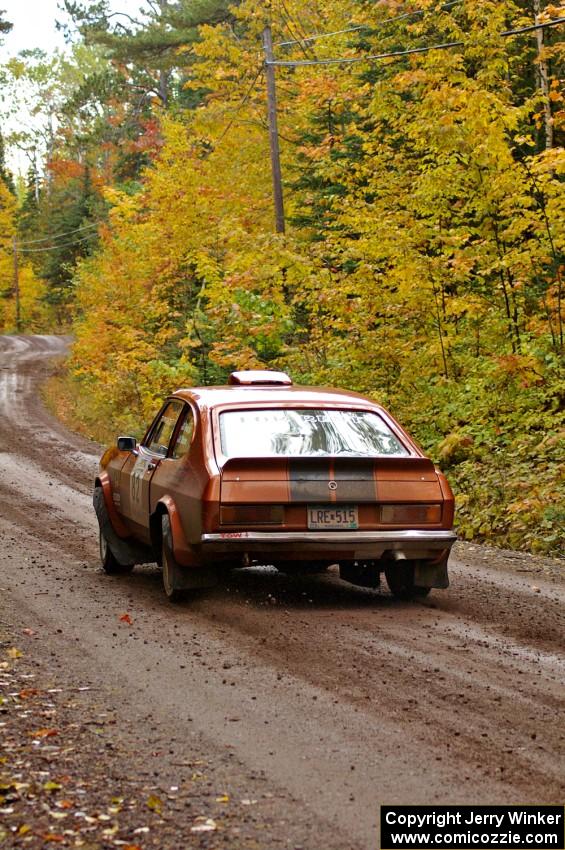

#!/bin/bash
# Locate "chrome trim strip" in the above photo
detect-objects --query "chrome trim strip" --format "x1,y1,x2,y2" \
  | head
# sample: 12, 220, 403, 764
201, 530, 457, 544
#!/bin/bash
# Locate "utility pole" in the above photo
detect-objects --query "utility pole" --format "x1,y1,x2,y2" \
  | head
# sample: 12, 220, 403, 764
12, 235, 20, 333
158, 0, 170, 107
262, 25, 285, 234
534, 0, 554, 150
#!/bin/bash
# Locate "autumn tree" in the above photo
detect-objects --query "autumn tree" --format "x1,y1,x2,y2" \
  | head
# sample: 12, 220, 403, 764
61, 0, 234, 108
0, 169, 48, 332
4, 0, 562, 551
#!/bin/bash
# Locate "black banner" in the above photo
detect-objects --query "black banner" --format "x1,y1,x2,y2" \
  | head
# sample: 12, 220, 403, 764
381, 806, 564, 850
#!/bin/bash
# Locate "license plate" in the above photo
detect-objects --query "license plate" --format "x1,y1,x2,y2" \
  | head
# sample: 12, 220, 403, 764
307, 505, 359, 530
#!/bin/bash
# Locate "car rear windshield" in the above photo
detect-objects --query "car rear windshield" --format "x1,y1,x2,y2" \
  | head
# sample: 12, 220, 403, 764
219, 408, 410, 458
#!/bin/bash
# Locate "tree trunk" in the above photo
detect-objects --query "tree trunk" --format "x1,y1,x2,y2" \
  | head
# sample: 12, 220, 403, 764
158, 69, 169, 108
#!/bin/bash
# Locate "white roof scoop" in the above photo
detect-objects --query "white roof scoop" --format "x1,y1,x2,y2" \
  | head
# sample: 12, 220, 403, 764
228, 370, 293, 386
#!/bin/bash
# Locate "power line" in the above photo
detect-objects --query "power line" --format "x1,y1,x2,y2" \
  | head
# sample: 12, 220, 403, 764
18, 233, 97, 254
274, 0, 464, 48
0, 230, 98, 257
278, 0, 317, 60
268, 17, 565, 68
270, 39, 463, 67
500, 17, 565, 37
276, 24, 369, 48
17, 221, 101, 246
214, 68, 263, 148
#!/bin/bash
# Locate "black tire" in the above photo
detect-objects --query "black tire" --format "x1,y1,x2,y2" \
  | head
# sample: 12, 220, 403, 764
99, 527, 134, 575
385, 562, 431, 600
161, 515, 186, 602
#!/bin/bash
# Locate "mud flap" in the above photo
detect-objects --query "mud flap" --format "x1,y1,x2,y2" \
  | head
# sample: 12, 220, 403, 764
414, 557, 449, 589
93, 487, 153, 566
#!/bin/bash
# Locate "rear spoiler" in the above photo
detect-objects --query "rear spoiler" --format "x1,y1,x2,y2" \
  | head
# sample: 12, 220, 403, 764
221, 455, 437, 481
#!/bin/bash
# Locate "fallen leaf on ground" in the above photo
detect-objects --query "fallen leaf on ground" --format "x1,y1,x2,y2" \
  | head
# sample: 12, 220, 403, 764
19, 688, 40, 699
146, 794, 163, 814
28, 728, 58, 739
6, 648, 23, 659
119, 613, 133, 625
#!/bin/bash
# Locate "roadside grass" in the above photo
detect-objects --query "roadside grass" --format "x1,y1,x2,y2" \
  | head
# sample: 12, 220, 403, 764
42, 365, 116, 447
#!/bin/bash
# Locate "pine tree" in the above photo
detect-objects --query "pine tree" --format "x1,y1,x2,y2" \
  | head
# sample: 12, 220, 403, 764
0, 10, 12, 38
62, 0, 233, 107
35, 164, 102, 323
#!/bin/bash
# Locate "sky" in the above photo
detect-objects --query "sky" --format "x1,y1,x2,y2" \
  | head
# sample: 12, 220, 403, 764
1, 0, 68, 55
0, 0, 148, 57
0, 0, 148, 174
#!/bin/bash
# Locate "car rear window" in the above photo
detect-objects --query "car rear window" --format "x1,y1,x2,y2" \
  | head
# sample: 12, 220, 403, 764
219, 409, 409, 458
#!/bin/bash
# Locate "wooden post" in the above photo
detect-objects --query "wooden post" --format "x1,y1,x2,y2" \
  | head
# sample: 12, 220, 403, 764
13, 235, 20, 333
534, 0, 553, 150
262, 25, 286, 234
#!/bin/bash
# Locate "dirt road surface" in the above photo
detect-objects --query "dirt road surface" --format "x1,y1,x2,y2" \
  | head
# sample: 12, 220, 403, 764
1, 335, 563, 849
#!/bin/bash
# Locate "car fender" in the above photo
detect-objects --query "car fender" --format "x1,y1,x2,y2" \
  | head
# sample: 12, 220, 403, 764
93, 484, 153, 566
96, 471, 130, 539
155, 495, 200, 567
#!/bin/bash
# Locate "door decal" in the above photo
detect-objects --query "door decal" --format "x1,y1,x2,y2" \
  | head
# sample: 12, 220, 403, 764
130, 455, 151, 505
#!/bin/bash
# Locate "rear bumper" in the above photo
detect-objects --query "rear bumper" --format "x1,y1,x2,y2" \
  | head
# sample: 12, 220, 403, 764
200, 529, 456, 561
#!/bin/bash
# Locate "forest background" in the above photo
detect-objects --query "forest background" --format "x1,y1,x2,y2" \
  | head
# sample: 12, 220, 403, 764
0, 0, 563, 555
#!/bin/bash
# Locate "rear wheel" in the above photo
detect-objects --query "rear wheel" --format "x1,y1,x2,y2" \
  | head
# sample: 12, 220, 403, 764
161, 515, 186, 602
99, 528, 134, 575
385, 562, 431, 600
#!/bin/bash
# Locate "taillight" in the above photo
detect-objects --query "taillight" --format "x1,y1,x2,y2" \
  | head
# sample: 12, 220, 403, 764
220, 505, 284, 525
380, 504, 442, 524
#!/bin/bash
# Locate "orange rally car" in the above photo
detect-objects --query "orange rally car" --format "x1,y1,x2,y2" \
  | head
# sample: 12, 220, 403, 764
94, 371, 456, 601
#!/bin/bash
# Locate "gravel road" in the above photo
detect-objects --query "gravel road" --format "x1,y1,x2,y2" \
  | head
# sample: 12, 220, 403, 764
0, 335, 563, 849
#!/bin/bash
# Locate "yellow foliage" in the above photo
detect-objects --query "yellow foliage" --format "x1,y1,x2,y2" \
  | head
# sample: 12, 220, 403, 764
61, 0, 564, 553
0, 180, 48, 332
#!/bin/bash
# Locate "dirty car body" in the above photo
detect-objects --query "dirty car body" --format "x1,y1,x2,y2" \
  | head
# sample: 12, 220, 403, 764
94, 371, 456, 601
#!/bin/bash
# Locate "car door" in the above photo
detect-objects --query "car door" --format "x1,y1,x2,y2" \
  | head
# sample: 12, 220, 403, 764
149, 403, 195, 514
120, 400, 185, 539
149, 402, 209, 550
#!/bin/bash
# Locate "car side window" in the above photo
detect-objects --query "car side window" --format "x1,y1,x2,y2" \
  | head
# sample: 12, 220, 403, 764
144, 401, 183, 456
171, 407, 195, 460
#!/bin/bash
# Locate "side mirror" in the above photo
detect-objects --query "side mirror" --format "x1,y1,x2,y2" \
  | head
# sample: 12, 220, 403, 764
117, 436, 137, 452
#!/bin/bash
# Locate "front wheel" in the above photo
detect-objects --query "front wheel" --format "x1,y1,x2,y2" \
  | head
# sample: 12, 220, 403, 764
99, 528, 134, 575
385, 562, 431, 600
